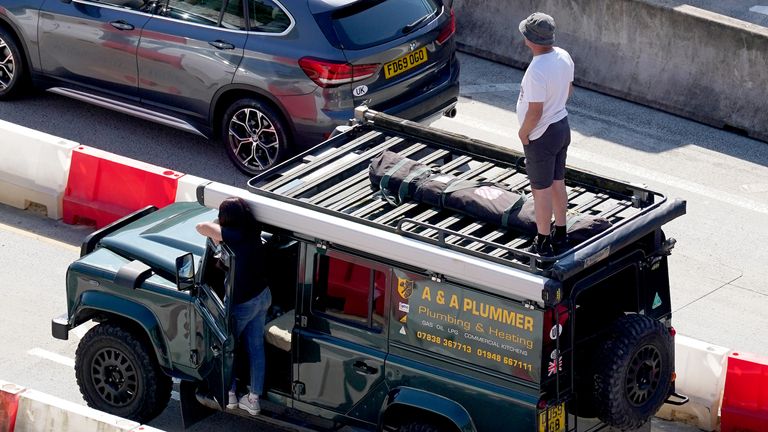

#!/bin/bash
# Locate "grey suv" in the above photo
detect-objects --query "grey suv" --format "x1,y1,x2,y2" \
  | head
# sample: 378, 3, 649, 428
0, 0, 459, 174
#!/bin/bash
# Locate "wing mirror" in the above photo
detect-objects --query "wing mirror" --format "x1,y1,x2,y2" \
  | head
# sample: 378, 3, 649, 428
175, 253, 196, 291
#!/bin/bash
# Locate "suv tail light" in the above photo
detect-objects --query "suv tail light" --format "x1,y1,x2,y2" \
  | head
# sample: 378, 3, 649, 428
436, 8, 455, 45
299, 57, 379, 88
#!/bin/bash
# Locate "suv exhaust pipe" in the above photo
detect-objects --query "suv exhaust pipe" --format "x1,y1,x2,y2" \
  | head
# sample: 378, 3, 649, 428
444, 107, 457, 118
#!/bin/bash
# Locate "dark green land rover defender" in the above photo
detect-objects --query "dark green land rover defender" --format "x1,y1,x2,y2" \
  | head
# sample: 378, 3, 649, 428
52, 108, 687, 432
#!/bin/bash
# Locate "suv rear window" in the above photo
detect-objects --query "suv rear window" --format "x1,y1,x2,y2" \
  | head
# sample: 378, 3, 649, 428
326, 0, 440, 49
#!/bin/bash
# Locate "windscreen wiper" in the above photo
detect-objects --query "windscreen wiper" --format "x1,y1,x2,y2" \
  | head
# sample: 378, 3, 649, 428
402, 10, 437, 34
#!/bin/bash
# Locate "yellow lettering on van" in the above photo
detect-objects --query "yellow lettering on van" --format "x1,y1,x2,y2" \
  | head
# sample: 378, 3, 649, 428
421, 286, 431, 302
449, 295, 459, 310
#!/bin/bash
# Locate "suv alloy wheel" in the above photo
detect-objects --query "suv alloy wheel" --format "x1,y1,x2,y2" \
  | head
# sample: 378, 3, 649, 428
222, 98, 290, 175
0, 28, 27, 99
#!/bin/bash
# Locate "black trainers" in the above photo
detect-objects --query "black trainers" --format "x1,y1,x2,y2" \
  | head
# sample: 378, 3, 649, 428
516, 236, 553, 264
550, 233, 569, 254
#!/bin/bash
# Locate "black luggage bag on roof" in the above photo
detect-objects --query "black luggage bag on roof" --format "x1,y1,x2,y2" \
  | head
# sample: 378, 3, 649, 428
369, 151, 612, 245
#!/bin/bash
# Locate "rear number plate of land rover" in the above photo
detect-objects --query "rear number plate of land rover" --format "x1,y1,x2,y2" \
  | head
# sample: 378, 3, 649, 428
384, 47, 428, 79
538, 402, 565, 432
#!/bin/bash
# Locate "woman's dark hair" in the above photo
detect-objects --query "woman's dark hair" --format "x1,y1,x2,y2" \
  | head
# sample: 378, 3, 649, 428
218, 197, 257, 231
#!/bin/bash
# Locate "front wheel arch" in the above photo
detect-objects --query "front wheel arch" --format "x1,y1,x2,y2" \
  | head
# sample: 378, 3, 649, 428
210, 86, 295, 141
72, 291, 172, 370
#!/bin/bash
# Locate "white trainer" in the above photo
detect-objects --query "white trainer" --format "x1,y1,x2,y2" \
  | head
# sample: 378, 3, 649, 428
226, 391, 237, 409
238, 393, 260, 415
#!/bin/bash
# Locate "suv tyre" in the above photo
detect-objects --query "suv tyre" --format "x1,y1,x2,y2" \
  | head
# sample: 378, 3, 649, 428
0, 28, 27, 100
593, 314, 673, 430
75, 323, 172, 423
222, 98, 289, 175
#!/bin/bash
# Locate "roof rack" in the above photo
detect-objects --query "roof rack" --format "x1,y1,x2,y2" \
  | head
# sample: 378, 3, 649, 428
247, 107, 678, 277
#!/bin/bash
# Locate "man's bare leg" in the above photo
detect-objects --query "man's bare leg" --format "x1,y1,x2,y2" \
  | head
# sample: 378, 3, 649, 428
531, 186, 553, 235
552, 179, 568, 226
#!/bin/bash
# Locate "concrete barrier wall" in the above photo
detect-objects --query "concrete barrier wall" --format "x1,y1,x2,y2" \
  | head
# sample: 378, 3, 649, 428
454, 0, 768, 142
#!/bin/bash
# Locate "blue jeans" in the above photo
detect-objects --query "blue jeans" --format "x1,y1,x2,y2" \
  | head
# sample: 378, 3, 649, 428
230, 288, 271, 395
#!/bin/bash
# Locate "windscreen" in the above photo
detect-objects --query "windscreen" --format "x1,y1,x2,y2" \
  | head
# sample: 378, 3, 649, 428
331, 0, 440, 49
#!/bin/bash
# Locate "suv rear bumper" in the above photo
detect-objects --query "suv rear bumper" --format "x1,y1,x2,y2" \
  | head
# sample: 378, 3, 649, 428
380, 58, 460, 122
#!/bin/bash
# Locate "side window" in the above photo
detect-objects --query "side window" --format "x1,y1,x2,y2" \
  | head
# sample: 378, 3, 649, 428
312, 254, 385, 331
249, 0, 290, 33
97, 0, 153, 12
163, 0, 245, 29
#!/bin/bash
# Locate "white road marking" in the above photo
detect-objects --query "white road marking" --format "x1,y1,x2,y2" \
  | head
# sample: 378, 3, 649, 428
0, 222, 79, 251
28, 348, 181, 402
445, 97, 768, 216
749, 5, 768, 15
566, 146, 768, 215
28, 348, 75, 368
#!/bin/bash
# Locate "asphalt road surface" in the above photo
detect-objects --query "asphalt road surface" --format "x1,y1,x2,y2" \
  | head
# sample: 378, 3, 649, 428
2, 51, 763, 432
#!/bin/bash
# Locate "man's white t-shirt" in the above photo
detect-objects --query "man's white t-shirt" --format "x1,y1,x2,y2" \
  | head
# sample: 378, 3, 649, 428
516, 47, 574, 140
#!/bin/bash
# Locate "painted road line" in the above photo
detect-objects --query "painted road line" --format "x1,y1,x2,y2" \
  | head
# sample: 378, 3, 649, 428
27, 348, 181, 401
444, 99, 768, 216
28, 348, 75, 368
0, 222, 79, 252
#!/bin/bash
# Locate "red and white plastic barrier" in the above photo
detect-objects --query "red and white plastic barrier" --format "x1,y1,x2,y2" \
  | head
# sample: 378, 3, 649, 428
62, 146, 183, 228
0, 119, 79, 219
657, 335, 729, 431
720, 351, 768, 431
1, 380, 162, 432
0, 381, 23, 432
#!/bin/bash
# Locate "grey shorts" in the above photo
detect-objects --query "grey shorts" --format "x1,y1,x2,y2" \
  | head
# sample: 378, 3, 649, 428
523, 117, 571, 190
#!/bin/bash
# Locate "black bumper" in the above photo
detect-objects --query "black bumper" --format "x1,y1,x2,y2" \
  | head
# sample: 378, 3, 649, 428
51, 313, 70, 340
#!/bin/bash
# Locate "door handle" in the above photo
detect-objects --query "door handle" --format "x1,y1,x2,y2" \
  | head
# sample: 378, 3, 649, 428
110, 20, 135, 31
209, 40, 235, 50
352, 360, 377, 375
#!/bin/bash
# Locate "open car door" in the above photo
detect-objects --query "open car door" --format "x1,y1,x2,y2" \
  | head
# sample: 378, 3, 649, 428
180, 239, 236, 428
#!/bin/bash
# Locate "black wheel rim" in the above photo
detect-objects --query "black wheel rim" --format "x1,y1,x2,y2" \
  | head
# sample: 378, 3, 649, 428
91, 347, 139, 407
227, 107, 280, 172
625, 345, 662, 406
0, 37, 15, 90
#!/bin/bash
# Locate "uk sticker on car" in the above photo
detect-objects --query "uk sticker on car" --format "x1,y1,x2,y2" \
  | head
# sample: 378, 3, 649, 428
384, 47, 428, 79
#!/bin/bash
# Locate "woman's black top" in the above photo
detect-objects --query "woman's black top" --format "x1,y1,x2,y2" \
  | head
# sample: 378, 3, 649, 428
221, 225, 269, 305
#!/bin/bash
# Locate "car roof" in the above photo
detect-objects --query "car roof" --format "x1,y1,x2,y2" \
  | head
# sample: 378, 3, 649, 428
306, 0, 363, 14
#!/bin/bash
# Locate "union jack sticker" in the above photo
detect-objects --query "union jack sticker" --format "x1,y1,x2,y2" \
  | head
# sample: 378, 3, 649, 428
547, 356, 563, 376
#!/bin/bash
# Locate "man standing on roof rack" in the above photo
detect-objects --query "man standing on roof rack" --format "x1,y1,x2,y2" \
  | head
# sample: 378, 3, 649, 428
516, 12, 575, 256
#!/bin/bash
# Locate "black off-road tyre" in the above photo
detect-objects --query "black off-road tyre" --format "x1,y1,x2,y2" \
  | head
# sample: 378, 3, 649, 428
0, 27, 29, 100
398, 421, 443, 432
593, 314, 673, 430
221, 98, 290, 175
75, 323, 172, 423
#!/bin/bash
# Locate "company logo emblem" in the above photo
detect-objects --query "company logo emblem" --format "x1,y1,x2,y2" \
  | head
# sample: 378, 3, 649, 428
409, 42, 417, 52
398, 278, 414, 299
